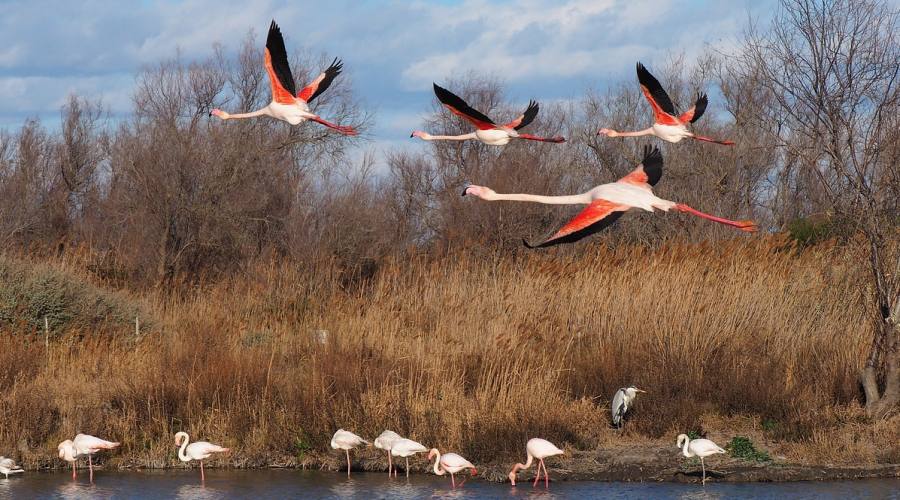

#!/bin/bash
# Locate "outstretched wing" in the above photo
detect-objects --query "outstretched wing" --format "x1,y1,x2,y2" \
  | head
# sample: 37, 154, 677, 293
433, 83, 496, 130
504, 100, 539, 130
298, 58, 343, 103
679, 93, 708, 123
265, 21, 298, 104
618, 145, 663, 187
636, 62, 679, 126
524, 199, 626, 248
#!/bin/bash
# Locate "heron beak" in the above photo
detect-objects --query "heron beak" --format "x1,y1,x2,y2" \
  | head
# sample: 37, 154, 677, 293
636, 389, 647, 393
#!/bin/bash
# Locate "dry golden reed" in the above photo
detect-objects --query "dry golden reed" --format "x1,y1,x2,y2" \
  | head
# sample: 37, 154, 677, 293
0, 237, 892, 470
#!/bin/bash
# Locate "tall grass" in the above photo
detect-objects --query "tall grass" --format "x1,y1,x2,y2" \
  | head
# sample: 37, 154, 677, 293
1, 237, 896, 470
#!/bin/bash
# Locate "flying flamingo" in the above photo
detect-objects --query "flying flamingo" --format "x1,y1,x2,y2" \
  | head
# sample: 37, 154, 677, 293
0, 457, 23, 478
210, 21, 356, 135
611, 386, 647, 429
599, 63, 734, 145
462, 145, 757, 248
508, 438, 564, 488
373, 430, 402, 476
411, 84, 565, 146
57, 434, 120, 482
174, 431, 230, 482
331, 429, 369, 477
390, 438, 428, 478
677, 434, 726, 485
428, 448, 477, 489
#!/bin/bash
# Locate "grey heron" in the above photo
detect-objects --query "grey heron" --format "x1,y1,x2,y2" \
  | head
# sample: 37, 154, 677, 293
611, 386, 646, 429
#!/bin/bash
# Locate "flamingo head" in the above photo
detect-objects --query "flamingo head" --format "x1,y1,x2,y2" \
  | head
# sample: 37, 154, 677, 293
461, 185, 495, 200
470, 467, 478, 476
508, 471, 518, 485
427, 448, 439, 461
598, 128, 618, 137
410, 130, 430, 140
57, 440, 76, 461
210, 108, 230, 120
174, 431, 189, 446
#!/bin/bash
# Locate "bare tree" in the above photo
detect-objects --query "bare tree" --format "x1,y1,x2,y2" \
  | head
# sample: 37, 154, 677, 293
735, 0, 900, 415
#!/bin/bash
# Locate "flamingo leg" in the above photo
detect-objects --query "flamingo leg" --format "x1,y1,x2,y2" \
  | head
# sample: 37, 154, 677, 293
675, 204, 757, 232
543, 459, 549, 488
533, 461, 541, 487
346, 449, 351, 478
88, 455, 93, 483
72, 460, 76, 479
689, 134, 735, 146
450, 472, 456, 489
387, 450, 392, 476
200, 460, 205, 482
517, 133, 565, 143
309, 116, 357, 136
406, 458, 410, 478
701, 457, 706, 485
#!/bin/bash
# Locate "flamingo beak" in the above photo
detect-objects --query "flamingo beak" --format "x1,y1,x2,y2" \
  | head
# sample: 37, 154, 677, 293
470, 468, 478, 476
461, 185, 470, 196
409, 132, 414, 138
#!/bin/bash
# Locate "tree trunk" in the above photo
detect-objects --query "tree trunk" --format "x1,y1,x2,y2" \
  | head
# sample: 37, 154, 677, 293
861, 310, 900, 417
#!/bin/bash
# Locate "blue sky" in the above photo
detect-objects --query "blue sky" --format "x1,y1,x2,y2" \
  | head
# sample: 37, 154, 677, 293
0, 0, 776, 155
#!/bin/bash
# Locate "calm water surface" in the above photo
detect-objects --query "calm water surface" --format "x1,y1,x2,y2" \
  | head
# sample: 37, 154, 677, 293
0, 470, 896, 499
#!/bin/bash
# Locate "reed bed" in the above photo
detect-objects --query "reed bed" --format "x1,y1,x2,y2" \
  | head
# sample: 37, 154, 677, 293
1, 237, 896, 470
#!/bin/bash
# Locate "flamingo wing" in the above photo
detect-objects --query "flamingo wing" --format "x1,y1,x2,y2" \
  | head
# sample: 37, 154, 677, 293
433, 83, 496, 130
265, 21, 298, 105
618, 145, 663, 187
298, 58, 343, 103
636, 62, 679, 126
504, 100, 538, 130
679, 93, 708, 123
524, 199, 626, 249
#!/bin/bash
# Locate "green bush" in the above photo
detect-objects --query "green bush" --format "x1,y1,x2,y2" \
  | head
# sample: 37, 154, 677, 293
0, 255, 152, 336
726, 436, 771, 462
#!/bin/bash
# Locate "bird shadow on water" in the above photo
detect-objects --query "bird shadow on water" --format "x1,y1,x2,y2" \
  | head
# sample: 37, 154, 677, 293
174, 483, 225, 500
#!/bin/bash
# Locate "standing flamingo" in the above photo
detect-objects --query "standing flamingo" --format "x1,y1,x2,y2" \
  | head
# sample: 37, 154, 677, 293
373, 430, 402, 476
677, 434, 726, 485
331, 429, 369, 477
210, 20, 356, 135
462, 145, 756, 247
611, 386, 647, 429
174, 431, 229, 482
0, 457, 23, 478
411, 84, 565, 145
390, 438, 428, 478
57, 434, 120, 482
599, 63, 734, 145
428, 448, 477, 489
508, 438, 564, 488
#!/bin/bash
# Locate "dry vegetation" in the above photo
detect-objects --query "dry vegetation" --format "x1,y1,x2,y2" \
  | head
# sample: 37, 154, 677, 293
0, 238, 897, 471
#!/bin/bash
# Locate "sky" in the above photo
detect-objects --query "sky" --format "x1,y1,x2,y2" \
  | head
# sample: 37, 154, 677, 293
0, 0, 777, 156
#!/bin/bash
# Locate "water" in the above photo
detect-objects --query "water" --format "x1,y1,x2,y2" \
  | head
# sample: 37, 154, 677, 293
0, 470, 896, 499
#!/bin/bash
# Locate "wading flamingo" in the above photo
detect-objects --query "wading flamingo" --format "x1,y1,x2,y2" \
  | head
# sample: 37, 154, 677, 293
210, 21, 356, 135
411, 84, 565, 145
0, 457, 23, 478
462, 146, 757, 248
174, 431, 229, 482
611, 386, 647, 429
373, 430, 402, 476
677, 434, 726, 485
331, 429, 369, 477
428, 448, 477, 489
599, 63, 734, 145
508, 438, 564, 488
58, 434, 120, 482
390, 438, 428, 478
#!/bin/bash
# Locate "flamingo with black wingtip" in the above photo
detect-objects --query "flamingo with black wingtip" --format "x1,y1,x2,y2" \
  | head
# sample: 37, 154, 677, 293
462, 146, 756, 248
411, 84, 565, 145
210, 20, 356, 135
599, 62, 733, 145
